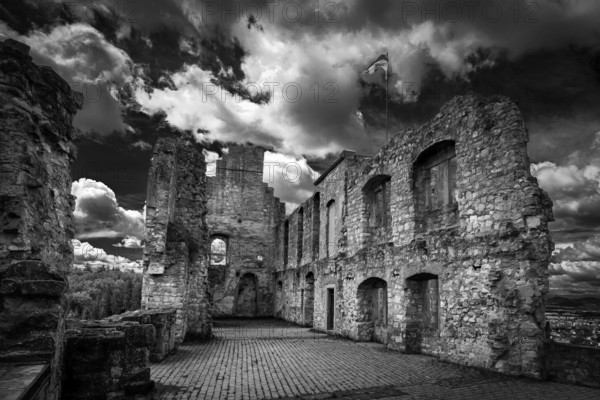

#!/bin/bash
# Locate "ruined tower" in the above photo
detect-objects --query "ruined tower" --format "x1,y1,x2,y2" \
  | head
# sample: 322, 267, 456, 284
206, 144, 285, 317
141, 132, 211, 340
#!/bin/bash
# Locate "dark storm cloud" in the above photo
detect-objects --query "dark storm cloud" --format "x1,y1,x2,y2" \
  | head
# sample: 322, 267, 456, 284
552, 235, 600, 263
0, 0, 259, 137
0, 20, 136, 134
549, 235, 600, 297
4, 0, 599, 153
534, 125, 600, 243
71, 110, 188, 212
3, 0, 600, 269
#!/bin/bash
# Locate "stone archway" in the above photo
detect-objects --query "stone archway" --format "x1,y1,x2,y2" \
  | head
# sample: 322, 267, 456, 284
356, 277, 388, 343
303, 273, 315, 327
404, 273, 439, 353
236, 273, 258, 317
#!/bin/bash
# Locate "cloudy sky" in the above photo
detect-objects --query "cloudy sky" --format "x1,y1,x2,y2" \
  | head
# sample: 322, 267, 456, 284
1, 0, 599, 296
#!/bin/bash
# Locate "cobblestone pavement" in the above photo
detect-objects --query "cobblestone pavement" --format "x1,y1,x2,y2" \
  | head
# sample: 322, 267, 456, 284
151, 319, 600, 400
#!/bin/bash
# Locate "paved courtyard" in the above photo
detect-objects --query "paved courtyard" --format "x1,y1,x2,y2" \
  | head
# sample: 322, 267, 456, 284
151, 319, 600, 400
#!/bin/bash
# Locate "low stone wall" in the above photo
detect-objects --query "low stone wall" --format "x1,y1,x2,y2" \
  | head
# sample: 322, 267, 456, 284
62, 309, 179, 399
0, 261, 68, 363
106, 309, 178, 362
546, 341, 600, 388
64, 320, 155, 400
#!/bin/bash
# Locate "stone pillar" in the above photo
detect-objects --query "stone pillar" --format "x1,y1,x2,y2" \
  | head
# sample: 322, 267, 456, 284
141, 133, 211, 341
0, 39, 82, 400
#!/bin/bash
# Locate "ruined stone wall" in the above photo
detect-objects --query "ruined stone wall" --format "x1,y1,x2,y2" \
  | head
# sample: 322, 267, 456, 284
0, 39, 82, 400
141, 133, 211, 340
64, 320, 155, 400
545, 341, 600, 388
275, 95, 554, 379
106, 309, 178, 362
206, 144, 285, 317
62, 309, 178, 399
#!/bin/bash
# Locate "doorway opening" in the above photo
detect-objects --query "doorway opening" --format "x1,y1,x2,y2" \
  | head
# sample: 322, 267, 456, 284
356, 277, 388, 343
404, 273, 439, 353
236, 273, 258, 317
304, 273, 315, 327
326, 288, 335, 330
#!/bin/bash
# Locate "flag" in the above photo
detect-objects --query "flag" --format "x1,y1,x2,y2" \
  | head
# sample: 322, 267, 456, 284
361, 53, 391, 141
362, 54, 389, 79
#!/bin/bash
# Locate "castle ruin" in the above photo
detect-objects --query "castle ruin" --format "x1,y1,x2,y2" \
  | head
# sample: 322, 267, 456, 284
272, 95, 554, 378
142, 94, 554, 378
3, 37, 598, 400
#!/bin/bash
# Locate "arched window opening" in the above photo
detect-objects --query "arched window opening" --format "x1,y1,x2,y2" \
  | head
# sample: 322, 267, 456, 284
236, 273, 257, 317
363, 175, 391, 227
210, 236, 228, 266
326, 200, 336, 257
414, 141, 457, 211
297, 207, 304, 263
312, 193, 321, 260
283, 220, 289, 265
356, 277, 388, 343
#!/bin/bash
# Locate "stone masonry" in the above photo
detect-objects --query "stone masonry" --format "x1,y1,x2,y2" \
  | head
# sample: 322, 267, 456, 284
206, 144, 285, 317
274, 94, 555, 378
141, 132, 212, 341
62, 309, 179, 400
0, 39, 82, 400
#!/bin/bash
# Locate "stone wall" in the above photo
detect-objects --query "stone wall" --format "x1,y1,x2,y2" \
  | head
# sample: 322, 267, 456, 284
0, 39, 82, 400
63, 308, 178, 399
141, 133, 211, 340
546, 341, 600, 388
274, 95, 554, 379
206, 144, 285, 317
64, 320, 155, 400
106, 309, 178, 362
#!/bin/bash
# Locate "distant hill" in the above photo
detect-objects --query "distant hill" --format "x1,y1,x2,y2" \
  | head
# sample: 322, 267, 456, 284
547, 296, 600, 310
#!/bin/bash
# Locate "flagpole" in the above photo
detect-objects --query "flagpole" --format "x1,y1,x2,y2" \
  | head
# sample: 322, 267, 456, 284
385, 51, 389, 142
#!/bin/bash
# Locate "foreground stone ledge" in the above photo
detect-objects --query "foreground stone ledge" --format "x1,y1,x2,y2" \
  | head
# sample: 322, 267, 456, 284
64, 319, 156, 400
62, 309, 180, 399
105, 309, 178, 362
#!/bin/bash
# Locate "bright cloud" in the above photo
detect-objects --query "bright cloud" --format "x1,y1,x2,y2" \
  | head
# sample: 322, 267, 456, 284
112, 236, 144, 248
71, 178, 145, 240
534, 160, 600, 240
263, 152, 319, 213
72, 239, 142, 273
